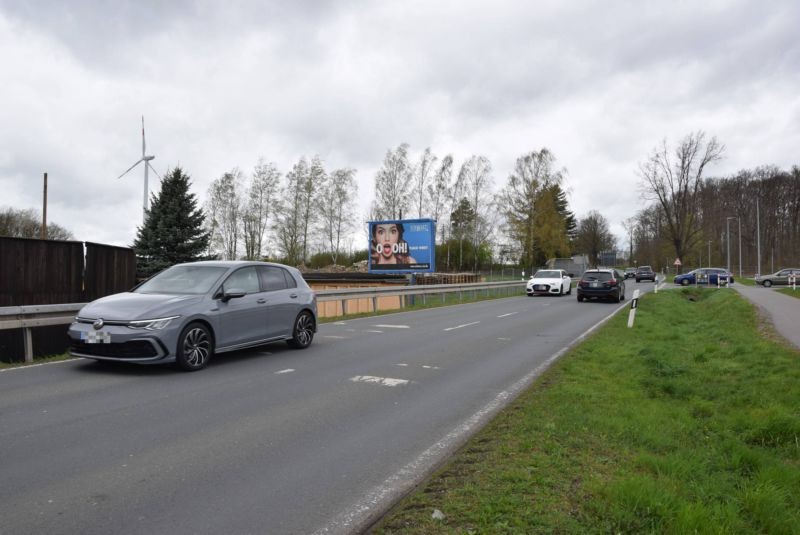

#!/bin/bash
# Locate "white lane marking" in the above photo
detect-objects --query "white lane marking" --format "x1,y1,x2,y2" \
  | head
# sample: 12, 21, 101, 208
333, 322, 347, 325
0, 358, 79, 372
323, 335, 347, 339
315, 301, 629, 535
443, 321, 480, 332
497, 337, 511, 341
350, 376, 409, 387
421, 365, 441, 370
274, 369, 295, 375
497, 312, 518, 318
364, 330, 384, 333
372, 324, 410, 329
395, 363, 409, 367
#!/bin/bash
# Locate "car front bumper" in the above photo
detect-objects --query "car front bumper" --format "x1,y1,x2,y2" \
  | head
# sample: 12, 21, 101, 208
68, 321, 178, 364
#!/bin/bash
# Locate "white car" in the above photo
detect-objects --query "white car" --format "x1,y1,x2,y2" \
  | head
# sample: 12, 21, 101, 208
526, 269, 573, 296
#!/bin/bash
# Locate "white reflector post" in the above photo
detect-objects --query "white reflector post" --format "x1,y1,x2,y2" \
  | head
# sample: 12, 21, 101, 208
627, 289, 641, 328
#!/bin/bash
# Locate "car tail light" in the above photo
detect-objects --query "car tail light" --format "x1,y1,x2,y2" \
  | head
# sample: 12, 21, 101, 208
609, 278, 617, 286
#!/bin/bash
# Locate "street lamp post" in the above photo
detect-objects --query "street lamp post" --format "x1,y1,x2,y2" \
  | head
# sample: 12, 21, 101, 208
726, 216, 739, 275
737, 217, 742, 279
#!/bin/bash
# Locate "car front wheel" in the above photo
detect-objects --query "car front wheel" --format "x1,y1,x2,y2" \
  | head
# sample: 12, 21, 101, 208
287, 310, 315, 349
681, 279, 690, 286
176, 322, 213, 371
763, 280, 772, 287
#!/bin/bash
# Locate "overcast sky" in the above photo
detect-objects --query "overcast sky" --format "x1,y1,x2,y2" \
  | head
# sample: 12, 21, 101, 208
1, 1, 798, 251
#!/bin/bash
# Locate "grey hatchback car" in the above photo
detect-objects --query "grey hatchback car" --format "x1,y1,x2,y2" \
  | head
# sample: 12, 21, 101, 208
68, 261, 317, 371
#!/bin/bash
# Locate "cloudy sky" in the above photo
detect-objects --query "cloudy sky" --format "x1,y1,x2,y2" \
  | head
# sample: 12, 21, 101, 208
1, 0, 798, 251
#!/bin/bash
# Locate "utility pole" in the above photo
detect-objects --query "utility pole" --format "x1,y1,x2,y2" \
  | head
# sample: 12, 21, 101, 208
41, 172, 48, 240
756, 198, 761, 276
737, 217, 742, 279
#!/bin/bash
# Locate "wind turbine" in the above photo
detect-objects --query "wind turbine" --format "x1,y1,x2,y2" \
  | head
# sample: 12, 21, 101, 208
118, 116, 161, 224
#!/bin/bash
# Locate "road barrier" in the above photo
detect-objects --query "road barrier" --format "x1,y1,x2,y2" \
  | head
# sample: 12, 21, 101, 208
0, 280, 527, 362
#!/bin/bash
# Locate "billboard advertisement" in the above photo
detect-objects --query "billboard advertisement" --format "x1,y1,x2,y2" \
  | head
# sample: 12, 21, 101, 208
368, 219, 436, 273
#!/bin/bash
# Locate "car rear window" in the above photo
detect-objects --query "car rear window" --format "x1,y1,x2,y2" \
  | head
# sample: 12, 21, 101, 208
638, 266, 652, 271
582, 271, 613, 281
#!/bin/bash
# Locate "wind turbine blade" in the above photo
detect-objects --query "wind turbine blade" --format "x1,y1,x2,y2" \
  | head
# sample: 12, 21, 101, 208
118, 158, 144, 179
141, 116, 146, 157
147, 162, 162, 180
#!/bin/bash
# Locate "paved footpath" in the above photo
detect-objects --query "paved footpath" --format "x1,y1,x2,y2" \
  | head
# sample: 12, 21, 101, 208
734, 285, 800, 349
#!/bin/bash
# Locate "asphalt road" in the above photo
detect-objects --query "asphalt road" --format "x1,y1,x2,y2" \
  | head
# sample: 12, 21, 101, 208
0, 280, 654, 535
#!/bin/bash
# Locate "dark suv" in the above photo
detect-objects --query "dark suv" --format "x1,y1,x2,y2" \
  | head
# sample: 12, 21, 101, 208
635, 265, 656, 283
577, 268, 626, 302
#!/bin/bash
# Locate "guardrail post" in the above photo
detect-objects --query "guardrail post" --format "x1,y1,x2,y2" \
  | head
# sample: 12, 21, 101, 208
341, 299, 347, 316
372, 297, 378, 312
23, 327, 34, 363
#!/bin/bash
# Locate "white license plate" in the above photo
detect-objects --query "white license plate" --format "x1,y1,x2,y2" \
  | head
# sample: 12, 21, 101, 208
81, 331, 111, 344
535, 285, 546, 291
591, 282, 598, 287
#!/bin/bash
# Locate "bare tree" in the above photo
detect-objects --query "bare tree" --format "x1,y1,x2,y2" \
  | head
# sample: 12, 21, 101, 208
638, 131, 724, 271
318, 168, 358, 265
0, 207, 73, 240
302, 156, 326, 262
206, 169, 243, 260
273, 159, 307, 265
242, 159, 280, 260
410, 147, 437, 218
427, 154, 453, 244
576, 211, 616, 266
457, 155, 495, 271
373, 143, 413, 220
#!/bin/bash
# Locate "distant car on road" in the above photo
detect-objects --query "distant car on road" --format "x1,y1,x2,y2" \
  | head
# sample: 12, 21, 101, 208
526, 269, 573, 296
68, 261, 317, 371
754, 268, 800, 287
635, 265, 656, 283
577, 268, 625, 302
673, 268, 734, 286
624, 267, 637, 279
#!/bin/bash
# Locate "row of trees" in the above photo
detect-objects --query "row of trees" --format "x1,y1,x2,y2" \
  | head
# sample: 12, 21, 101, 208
205, 156, 359, 266
630, 131, 800, 273
0, 207, 73, 240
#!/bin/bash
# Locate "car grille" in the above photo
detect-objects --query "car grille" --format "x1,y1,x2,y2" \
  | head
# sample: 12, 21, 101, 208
71, 340, 159, 359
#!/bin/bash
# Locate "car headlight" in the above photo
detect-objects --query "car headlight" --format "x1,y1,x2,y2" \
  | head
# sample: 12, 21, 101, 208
127, 315, 181, 330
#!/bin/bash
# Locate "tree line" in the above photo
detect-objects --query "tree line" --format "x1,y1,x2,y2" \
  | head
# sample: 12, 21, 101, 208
631, 131, 800, 274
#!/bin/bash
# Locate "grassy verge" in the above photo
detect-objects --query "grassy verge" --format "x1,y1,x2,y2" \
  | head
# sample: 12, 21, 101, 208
776, 288, 800, 299
374, 288, 800, 534
736, 277, 757, 286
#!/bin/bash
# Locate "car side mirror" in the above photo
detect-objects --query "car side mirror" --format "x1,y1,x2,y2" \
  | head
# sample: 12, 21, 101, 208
219, 288, 247, 302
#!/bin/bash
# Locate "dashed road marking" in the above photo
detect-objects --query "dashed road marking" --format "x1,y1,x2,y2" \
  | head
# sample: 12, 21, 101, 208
396, 363, 409, 367
497, 312, 518, 318
443, 321, 480, 332
323, 335, 347, 339
364, 330, 384, 333
274, 369, 295, 375
350, 376, 409, 387
372, 324, 410, 329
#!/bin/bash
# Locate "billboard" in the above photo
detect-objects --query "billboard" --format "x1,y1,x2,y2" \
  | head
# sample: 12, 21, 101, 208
368, 219, 436, 273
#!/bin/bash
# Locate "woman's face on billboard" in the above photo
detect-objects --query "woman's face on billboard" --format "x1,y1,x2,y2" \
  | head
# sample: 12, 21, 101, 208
375, 224, 399, 258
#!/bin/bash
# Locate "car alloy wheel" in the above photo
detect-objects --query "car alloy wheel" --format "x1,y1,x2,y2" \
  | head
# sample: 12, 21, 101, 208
764, 280, 772, 287
177, 323, 213, 371
288, 311, 315, 349
681, 279, 690, 286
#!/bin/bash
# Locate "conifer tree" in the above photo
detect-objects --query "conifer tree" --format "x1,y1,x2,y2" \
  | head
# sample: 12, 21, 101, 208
133, 167, 210, 277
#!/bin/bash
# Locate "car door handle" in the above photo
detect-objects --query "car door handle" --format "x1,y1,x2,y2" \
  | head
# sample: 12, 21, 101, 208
290, 293, 298, 299
257, 298, 267, 304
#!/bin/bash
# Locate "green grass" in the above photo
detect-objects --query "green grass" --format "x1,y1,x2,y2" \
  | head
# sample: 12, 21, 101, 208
374, 288, 800, 534
776, 288, 800, 299
737, 277, 757, 286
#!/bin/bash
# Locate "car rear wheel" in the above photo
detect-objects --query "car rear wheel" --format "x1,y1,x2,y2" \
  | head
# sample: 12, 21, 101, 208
681, 278, 690, 286
287, 310, 315, 349
618, 290, 625, 302
577, 294, 584, 302
176, 322, 213, 371
763, 280, 772, 287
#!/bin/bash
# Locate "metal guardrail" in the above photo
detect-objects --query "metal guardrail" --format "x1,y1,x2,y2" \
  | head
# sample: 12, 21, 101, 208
0, 280, 527, 362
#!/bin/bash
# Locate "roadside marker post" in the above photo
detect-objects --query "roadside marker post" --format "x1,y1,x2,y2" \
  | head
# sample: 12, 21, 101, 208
627, 289, 641, 328
790, 273, 797, 290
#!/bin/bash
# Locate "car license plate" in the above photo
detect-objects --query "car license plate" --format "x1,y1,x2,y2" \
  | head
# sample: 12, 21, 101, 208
81, 331, 111, 344
535, 285, 546, 291
591, 282, 598, 288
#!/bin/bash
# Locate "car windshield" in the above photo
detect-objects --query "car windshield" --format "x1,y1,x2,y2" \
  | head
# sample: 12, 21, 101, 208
134, 266, 229, 295
638, 266, 652, 271
533, 270, 561, 279
583, 271, 613, 281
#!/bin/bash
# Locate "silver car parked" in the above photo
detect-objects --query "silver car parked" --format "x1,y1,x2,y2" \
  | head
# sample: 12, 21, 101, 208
68, 261, 317, 371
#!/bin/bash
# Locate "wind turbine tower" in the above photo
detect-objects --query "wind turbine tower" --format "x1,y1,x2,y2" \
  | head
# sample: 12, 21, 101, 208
118, 116, 160, 224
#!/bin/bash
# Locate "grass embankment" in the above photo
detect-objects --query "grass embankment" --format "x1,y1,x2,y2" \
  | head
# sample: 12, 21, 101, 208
736, 277, 757, 287
777, 288, 800, 299
374, 288, 800, 534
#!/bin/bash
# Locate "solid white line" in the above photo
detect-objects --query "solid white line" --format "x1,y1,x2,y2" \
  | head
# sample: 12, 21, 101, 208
372, 324, 410, 329
497, 312, 518, 318
443, 321, 480, 332
350, 376, 409, 387
274, 369, 295, 375
314, 300, 628, 535
0, 358, 79, 373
